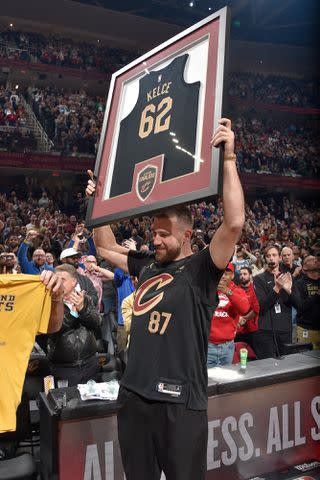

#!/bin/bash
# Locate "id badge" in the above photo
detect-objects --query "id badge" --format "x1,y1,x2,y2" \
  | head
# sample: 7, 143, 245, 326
302, 330, 308, 339
275, 303, 281, 314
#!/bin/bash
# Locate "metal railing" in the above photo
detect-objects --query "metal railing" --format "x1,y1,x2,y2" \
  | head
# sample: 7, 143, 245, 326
20, 96, 55, 152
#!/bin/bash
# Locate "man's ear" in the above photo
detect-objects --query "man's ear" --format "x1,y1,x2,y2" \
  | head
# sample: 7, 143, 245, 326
184, 229, 193, 243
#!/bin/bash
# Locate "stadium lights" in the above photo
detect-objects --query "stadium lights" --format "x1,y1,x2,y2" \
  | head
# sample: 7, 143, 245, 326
189, 2, 194, 6
9, 23, 14, 28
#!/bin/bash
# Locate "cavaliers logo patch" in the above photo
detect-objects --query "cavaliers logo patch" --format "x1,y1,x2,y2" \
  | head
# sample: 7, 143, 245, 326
133, 273, 174, 316
136, 165, 157, 201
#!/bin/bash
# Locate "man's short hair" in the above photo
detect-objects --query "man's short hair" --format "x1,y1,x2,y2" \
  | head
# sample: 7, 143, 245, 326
240, 266, 252, 275
154, 205, 193, 228
55, 263, 78, 280
281, 246, 293, 255
302, 255, 315, 268
264, 244, 280, 257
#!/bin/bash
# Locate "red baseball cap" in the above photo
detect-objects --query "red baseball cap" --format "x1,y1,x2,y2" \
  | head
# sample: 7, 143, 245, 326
226, 262, 235, 272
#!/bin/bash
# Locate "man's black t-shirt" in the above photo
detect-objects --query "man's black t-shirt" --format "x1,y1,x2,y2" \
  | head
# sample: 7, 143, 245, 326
279, 262, 299, 275
121, 247, 222, 410
110, 54, 200, 198
296, 274, 319, 330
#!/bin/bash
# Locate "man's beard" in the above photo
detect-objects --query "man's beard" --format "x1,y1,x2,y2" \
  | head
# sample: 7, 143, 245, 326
155, 245, 181, 264
240, 280, 250, 287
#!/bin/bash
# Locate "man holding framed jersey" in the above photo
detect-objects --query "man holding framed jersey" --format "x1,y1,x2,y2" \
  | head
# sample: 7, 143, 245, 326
86, 118, 245, 480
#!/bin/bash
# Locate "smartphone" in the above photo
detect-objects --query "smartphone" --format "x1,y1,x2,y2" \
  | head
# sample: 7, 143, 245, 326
74, 283, 81, 293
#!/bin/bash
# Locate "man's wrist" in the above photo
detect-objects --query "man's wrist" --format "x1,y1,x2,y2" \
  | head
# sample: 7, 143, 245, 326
224, 153, 237, 162
51, 296, 64, 303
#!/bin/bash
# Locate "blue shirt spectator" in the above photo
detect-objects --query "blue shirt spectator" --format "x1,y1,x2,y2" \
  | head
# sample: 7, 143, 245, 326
17, 241, 54, 274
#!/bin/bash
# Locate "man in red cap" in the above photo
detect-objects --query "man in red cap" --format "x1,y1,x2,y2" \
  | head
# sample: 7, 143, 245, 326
207, 262, 250, 367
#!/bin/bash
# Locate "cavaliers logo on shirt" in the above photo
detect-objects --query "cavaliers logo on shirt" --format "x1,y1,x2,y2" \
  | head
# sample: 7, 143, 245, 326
133, 273, 174, 316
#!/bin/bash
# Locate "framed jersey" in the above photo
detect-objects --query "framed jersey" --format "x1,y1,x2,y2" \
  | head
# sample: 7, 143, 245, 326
86, 6, 230, 226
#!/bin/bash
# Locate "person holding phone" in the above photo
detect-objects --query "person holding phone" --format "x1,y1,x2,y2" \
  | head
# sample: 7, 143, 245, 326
47, 263, 102, 386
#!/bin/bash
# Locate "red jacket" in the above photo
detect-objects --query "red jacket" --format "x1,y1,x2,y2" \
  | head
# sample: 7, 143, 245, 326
209, 282, 250, 344
237, 282, 260, 334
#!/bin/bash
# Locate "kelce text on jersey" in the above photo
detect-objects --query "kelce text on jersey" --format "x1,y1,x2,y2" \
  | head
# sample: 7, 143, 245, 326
146, 82, 172, 102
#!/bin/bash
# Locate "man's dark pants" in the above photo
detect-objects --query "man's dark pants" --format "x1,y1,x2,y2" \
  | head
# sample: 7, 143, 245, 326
117, 387, 208, 480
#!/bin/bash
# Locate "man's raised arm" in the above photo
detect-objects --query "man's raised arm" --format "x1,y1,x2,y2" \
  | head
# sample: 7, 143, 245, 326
86, 173, 130, 272
209, 118, 245, 270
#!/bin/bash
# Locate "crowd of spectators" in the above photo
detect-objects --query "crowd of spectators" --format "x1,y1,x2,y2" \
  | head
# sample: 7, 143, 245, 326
24, 86, 320, 176
0, 85, 37, 152
0, 185, 318, 390
0, 30, 319, 175
1, 29, 319, 108
27, 86, 104, 155
228, 72, 320, 108
233, 116, 320, 177
0, 185, 318, 272
0, 30, 137, 74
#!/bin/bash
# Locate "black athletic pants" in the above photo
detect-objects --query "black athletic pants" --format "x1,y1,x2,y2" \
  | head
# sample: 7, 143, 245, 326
117, 387, 208, 480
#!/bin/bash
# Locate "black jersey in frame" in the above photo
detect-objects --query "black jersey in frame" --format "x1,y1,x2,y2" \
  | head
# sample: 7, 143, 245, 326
110, 54, 200, 198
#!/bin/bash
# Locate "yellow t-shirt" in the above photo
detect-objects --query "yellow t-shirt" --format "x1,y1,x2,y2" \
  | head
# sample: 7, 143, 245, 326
0, 274, 52, 432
